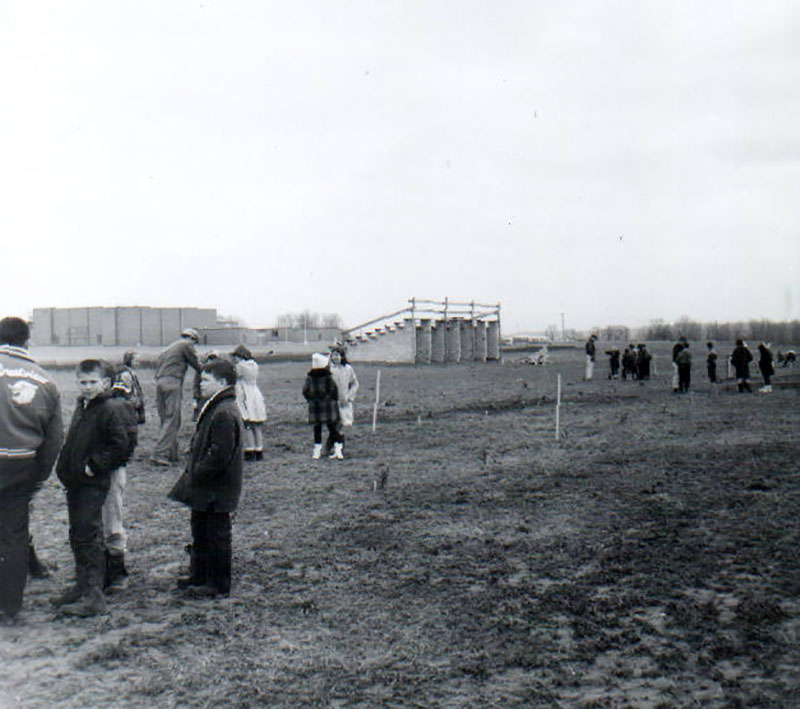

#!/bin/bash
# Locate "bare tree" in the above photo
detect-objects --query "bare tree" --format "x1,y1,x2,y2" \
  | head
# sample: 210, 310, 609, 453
321, 313, 343, 328
274, 311, 342, 329
545, 323, 560, 341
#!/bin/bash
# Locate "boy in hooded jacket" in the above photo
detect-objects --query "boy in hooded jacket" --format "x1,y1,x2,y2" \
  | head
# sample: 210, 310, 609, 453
53, 360, 130, 617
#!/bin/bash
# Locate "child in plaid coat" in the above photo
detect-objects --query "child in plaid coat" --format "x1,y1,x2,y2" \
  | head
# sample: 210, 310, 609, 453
302, 353, 340, 459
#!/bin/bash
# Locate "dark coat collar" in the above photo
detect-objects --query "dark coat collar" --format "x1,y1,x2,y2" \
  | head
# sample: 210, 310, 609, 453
197, 385, 236, 421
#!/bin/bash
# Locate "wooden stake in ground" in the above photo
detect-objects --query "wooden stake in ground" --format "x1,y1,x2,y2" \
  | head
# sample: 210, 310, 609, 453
555, 372, 562, 442
372, 369, 381, 433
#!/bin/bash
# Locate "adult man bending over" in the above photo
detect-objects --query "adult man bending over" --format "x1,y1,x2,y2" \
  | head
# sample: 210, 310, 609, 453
0, 317, 63, 621
150, 328, 200, 466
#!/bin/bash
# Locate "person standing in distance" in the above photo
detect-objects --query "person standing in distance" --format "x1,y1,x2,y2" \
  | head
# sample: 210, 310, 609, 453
230, 345, 267, 462
671, 337, 687, 393
150, 328, 201, 466
676, 341, 692, 393
706, 342, 718, 383
757, 341, 775, 394
328, 344, 359, 460
731, 339, 754, 393
0, 317, 63, 622
584, 334, 598, 381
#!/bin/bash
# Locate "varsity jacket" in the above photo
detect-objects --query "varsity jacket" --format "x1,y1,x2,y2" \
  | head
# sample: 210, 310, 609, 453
0, 345, 63, 489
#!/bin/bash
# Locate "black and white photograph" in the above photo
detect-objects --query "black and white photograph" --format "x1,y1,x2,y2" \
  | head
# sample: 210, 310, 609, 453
1, 1, 798, 706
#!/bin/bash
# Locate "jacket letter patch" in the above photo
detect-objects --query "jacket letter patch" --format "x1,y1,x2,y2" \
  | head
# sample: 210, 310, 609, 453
9, 380, 38, 405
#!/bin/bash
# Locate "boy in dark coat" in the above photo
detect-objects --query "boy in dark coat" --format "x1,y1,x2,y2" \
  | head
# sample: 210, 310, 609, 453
53, 360, 130, 617
757, 342, 775, 393
676, 342, 692, 393
620, 348, 634, 380
636, 344, 651, 381
706, 342, 718, 383
302, 352, 340, 459
731, 339, 754, 393
169, 359, 243, 597
606, 348, 620, 379
671, 337, 686, 392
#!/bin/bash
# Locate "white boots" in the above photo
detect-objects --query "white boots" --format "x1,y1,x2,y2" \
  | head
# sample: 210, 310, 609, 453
329, 443, 344, 460
759, 385, 773, 394
312, 442, 343, 459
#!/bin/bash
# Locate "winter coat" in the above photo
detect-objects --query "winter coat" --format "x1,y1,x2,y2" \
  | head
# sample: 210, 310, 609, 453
636, 350, 652, 377
758, 345, 774, 377
155, 337, 200, 383
114, 366, 146, 424
56, 392, 130, 491
168, 387, 243, 513
585, 339, 596, 361
0, 345, 63, 491
108, 389, 140, 460
329, 363, 359, 426
302, 369, 339, 425
234, 359, 267, 423
731, 345, 753, 378
672, 342, 684, 363
675, 348, 692, 367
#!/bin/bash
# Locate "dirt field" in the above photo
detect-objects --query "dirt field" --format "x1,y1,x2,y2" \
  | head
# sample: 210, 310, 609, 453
2, 344, 798, 707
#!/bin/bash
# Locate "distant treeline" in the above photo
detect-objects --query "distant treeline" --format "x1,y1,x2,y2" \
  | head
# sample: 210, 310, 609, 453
591, 318, 800, 344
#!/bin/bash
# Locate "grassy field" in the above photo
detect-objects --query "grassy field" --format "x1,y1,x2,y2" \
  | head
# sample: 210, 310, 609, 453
1, 343, 798, 707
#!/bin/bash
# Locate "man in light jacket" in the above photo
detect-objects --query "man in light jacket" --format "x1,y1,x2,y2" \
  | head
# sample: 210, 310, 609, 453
150, 328, 201, 466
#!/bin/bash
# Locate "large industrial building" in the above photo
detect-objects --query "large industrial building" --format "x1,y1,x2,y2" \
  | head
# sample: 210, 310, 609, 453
31, 307, 218, 347
31, 306, 343, 349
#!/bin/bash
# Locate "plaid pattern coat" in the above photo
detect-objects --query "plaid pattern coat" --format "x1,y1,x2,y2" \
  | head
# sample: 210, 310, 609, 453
302, 369, 339, 425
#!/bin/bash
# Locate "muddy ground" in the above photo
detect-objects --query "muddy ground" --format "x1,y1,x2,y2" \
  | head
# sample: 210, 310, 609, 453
1, 344, 798, 707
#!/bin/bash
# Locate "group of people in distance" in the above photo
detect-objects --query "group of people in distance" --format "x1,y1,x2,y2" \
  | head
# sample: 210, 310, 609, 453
673, 337, 776, 394
584, 332, 778, 395
603, 343, 653, 381
0, 317, 359, 622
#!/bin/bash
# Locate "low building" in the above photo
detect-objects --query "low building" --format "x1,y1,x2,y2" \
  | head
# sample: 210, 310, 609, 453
32, 307, 217, 347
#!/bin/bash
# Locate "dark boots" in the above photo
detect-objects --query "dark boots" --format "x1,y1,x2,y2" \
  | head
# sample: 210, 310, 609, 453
57, 542, 108, 616
178, 542, 231, 597
50, 584, 84, 607
28, 539, 51, 579
61, 587, 107, 617
103, 550, 129, 591
177, 544, 209, 590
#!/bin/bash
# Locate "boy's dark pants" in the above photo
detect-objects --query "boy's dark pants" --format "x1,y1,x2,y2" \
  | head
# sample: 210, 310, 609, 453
191, 507, 232, 593
67, 486, 109, 595
0, 461, 37, 616
678, 364, 691, 392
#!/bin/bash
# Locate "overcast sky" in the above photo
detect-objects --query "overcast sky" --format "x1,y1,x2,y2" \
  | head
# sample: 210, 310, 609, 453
2, 1, 798, 334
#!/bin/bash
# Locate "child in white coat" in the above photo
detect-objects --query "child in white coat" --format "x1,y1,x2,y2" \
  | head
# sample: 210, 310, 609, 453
327, 344, 359, 460
230, 345, 267, 461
